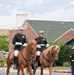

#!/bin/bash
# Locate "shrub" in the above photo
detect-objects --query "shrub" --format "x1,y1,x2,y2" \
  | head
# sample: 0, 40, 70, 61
0, 36, 9, 52
63, 61, 70, 67
0, 58, 6, 67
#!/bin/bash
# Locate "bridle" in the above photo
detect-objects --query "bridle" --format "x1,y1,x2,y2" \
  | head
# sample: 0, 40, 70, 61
42, 48, 58, 66
42, 53, 54, 67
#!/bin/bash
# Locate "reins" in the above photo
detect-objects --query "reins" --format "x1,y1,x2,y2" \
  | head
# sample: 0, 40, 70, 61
20, 44, 35, 67
21, 52, 31, 67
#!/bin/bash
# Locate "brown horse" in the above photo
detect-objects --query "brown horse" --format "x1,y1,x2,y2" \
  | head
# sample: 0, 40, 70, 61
6, 40, 37, 75
33, 45, 60, 75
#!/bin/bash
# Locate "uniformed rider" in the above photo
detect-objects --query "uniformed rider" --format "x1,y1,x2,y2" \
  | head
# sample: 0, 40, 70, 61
12, 27, 27, 69
34, 30, 49, 69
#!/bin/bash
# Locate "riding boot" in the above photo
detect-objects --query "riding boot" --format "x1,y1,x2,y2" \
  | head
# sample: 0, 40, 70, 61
13, 56, 18, 69
34, 56, 39, 70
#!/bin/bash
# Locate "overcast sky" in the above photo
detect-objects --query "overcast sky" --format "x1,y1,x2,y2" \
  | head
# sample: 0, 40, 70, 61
0, 0, 74, 29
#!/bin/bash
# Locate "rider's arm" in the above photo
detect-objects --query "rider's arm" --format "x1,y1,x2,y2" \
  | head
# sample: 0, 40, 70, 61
12, 35, 17, 45
44, 38, 49, 48
22, 35, 27, 47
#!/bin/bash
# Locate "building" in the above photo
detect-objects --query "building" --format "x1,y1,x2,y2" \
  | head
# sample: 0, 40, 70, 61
0, 29, 9, 36
9, 20, 74, 50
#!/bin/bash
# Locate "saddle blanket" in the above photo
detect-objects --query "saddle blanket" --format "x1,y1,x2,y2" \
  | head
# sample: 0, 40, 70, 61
10, 52, 14, 59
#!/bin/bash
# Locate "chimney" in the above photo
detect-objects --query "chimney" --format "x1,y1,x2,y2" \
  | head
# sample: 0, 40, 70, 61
16, 14, 28, 27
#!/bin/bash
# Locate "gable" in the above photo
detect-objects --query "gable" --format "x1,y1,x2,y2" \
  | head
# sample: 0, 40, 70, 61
56, 28, 74, 42
66, 38, 74, 45
26, 20, 74, 41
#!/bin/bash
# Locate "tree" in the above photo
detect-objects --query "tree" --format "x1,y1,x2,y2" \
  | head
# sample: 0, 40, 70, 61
0, 35, 9, 52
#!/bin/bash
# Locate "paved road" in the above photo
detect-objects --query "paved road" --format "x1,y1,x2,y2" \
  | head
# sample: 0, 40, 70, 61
0, 68, 71, 75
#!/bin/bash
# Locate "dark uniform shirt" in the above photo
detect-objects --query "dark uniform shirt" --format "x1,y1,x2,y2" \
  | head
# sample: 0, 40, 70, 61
13, 33, 27, 51
35, 37, 48, 52
70, 53, 74, 66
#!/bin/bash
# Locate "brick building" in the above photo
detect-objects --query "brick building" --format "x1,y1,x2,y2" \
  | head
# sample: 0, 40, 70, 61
0, 20, 74, 50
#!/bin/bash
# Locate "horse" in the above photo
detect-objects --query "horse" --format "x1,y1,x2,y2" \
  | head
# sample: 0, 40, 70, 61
6, 40, 37, 75
33, 45, 60, 75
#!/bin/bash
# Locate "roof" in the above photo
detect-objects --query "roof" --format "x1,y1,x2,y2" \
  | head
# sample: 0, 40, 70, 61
0, 29, 9, 36
56, 28, 74, 42
26, 20, 74, 41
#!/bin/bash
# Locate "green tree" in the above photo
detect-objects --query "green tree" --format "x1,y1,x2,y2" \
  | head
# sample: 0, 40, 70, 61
0, 35, 9, 52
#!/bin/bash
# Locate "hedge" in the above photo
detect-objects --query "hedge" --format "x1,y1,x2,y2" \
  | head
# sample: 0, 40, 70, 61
0, 58, 6, 67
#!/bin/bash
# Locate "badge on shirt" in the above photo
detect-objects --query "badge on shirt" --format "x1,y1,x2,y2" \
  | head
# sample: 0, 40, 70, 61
22, 36, 25, 39
43, 38, 45, 41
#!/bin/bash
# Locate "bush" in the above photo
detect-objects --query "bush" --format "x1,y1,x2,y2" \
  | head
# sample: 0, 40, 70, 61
0, 58, 6, 67
0, 36, 9, 52
63, 61, 70, 67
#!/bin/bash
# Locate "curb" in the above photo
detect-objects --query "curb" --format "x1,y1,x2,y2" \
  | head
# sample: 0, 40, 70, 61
0, 68, 71, 73
53, 70, 71, 73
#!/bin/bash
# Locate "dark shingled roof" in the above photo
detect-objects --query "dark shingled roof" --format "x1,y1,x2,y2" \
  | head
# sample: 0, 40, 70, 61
26, 20, 74, 41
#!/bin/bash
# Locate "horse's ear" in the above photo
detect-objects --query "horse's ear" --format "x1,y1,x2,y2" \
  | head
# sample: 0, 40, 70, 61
53, 45, 56, 49
31, 40, 37, 44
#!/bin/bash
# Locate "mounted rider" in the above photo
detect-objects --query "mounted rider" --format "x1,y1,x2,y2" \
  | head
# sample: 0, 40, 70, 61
34, 30, 49, 69
12, 27, 27, 69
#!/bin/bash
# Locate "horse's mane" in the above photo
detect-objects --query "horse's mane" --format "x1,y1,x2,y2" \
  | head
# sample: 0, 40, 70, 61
43, 45, 59, 54
43, 45, 53, 54
22, 40, 36, 51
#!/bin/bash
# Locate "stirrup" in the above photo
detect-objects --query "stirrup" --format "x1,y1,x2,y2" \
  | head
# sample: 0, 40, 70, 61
34, 62, 38, 70
13, 64, 18, 69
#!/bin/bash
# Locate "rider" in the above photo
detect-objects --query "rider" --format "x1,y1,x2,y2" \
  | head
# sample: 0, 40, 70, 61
12, 27, 27, 69
34, 30, 49, 69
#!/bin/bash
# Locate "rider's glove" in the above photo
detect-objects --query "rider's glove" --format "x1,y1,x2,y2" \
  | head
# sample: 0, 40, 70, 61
37, 45, 41, 48
46, 44, 49, 48
23, 43, 27, 47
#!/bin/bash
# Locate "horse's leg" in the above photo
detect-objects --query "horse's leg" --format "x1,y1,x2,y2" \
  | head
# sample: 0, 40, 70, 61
20, 65, 24, 75
33, 69, 36, 75
49, 64, 52, 75
27, 65, 32, 75
17, 66, 20, 75
6, 64, 11, 75
41, 65, 43, 75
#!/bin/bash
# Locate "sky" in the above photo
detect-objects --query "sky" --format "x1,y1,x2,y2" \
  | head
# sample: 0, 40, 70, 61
0, 0, 74, 29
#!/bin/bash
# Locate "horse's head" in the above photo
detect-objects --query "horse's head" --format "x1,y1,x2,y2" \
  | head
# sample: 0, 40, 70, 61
30, 40, 37, 58
51, 45, 60, 60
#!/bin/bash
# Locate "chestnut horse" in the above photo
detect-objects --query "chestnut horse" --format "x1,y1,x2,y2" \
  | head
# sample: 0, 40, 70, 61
6, 40, 37, 75
33, 45, 60, 75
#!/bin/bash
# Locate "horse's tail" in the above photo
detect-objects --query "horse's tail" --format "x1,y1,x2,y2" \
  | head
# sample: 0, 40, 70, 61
25, 68, 29, 75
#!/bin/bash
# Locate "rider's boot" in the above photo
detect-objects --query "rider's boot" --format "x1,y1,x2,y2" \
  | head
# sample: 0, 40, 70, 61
34, 56, 39, 70
13, 56, 18, 69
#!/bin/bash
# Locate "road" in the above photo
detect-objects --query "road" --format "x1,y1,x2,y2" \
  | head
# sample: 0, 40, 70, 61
0, 68, 71, 75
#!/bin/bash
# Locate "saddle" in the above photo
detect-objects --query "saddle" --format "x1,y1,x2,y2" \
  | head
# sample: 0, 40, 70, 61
10, 52, 14, 59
